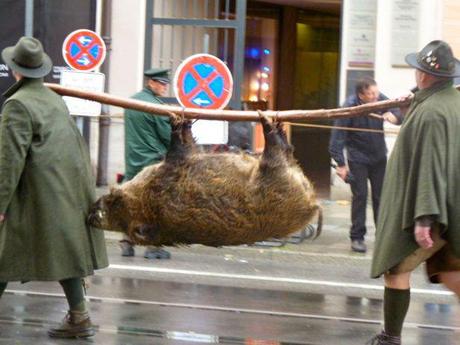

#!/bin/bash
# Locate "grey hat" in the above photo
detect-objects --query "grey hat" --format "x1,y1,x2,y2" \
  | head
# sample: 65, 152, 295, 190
144, 68, 170, 84
1, 36, 52, 78
405, 40, 460, 77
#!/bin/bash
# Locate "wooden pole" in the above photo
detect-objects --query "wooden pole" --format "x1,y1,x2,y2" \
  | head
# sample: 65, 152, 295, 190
45, 83, 458, 122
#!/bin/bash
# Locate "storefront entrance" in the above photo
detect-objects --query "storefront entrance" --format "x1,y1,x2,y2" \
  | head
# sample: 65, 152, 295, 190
245, 1, 341, 196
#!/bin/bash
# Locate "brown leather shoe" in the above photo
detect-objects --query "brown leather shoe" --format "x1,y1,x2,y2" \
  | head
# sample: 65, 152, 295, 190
367, 331, 401, 345
48, 310, 95, 338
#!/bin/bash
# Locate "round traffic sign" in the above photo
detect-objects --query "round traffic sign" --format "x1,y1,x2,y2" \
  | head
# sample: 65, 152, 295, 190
62, 29, 106, 71
173, 54, 233, 110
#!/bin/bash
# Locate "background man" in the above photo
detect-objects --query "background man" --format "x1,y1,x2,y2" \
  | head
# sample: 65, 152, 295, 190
120, 68, 172, 259
329, 77, 402, 253
0, 36, 108, 338
370, 40, 460, 345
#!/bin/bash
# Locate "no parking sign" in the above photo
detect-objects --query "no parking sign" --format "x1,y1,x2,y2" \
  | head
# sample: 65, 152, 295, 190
173, 54, 233, 110
62, 29, 106, 71
173, 54, 233, 144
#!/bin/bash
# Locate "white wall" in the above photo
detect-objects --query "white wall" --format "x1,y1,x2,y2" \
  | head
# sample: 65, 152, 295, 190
109, 0, 146, 99
440, 0, 460, 57
338, 0, 351, 104
374, 0, 443, 98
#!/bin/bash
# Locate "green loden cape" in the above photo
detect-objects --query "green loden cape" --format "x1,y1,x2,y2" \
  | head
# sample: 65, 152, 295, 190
124, 87, 171, 180
0, 78, 108, 282
371, 81, 460, 278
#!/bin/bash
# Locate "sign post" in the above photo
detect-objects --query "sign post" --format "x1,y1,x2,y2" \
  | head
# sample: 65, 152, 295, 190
61, 29, 107, 137
173, 54, 233, 145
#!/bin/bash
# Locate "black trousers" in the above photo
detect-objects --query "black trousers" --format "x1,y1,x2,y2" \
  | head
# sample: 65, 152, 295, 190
348, 158, 386, 241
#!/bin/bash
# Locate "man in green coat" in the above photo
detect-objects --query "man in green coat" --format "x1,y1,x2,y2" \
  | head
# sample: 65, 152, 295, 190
369, 41, 460, 344
0, 37, 108, 338
119, 68, 172, 259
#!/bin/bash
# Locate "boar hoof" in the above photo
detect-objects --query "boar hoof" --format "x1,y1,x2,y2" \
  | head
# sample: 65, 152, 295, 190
168, 112, 183, 130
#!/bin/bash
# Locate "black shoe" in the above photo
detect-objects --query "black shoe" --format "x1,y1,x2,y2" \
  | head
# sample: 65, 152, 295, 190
48, 310, 95, 338
351, 240, 367, 253
366, 331, 401, 344
144, 248, 171, 259
120, 240, 135, 257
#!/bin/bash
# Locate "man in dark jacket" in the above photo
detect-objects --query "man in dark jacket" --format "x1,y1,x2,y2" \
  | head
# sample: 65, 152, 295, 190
329, 77, 402, 253
369, 40, 460, 345
0, 37, 108, 338
119, 68, 172, 259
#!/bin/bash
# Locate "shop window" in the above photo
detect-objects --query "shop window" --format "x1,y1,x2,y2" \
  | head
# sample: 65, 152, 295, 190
242, 16, 278, 110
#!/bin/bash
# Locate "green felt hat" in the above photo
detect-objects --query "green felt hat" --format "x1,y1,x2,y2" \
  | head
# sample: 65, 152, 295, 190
144, 67, 171, 83
1, 36, 52, 78
405, 40, 460, 77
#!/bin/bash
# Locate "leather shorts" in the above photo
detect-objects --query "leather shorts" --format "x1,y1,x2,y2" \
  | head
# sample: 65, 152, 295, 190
389, 224, 460, 283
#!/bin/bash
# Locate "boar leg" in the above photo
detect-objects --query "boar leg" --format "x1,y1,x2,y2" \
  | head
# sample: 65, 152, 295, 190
258, 111, 284, 162
274, 120, 294, 160
181, 119, 196, 151
165, 113, 190, 163
130, 223, 157, 243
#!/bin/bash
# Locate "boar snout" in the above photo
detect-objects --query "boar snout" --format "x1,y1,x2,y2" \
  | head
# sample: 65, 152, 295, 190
87, 198, 105, 228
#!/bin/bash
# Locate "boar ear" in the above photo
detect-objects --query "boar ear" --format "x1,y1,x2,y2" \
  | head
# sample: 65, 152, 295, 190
109, 186, 120, 194
106, 187, 124, 207
110, 186, 125, 199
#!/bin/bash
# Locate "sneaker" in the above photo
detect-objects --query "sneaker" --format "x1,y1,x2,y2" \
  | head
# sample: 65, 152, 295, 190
366, 331, 401, 345
48, 310, 95, 338
351, 239, 367, 253
120, 240, 135, 257
144, 248, 171, 260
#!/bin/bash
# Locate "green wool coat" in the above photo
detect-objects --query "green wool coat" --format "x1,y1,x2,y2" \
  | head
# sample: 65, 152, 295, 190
124, 87, 171, 180
371, 81, 460, 278
0, 78, 108, 282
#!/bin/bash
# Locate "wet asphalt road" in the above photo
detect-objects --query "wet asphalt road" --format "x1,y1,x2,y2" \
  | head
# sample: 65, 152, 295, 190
0, 243, 459, 345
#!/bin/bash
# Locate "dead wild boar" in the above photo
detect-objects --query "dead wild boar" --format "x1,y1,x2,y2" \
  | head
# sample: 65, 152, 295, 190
88, 114, 321, 247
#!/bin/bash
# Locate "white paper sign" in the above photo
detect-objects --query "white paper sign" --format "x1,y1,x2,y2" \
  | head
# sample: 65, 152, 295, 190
347, 0, 377, 68
60, 70, 105, 116
192, 120, 228, 145
391, 0, 420, 66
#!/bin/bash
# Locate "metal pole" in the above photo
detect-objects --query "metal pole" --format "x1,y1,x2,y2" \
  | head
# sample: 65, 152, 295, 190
144, 0, 154, 71
25, 0, 34, 36
231, 0, 247, 110
203, 33, 210, 53
96, 0, 112, 186
82, 116, 91, 145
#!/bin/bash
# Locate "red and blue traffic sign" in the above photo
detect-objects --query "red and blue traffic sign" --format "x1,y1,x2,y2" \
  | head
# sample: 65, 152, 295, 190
62, 29, 106, 72
173, 54, 233, 110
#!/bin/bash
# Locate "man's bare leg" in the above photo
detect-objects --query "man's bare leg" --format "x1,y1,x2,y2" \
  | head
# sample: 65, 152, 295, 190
439, 271, 460, 296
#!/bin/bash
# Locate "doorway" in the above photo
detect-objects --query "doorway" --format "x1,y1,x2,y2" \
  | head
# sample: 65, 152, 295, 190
245, 2, 341, 196
291, 10, 340, 197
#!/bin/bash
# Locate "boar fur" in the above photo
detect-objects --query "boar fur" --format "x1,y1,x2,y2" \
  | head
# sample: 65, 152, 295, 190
88, 114, 321, 247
